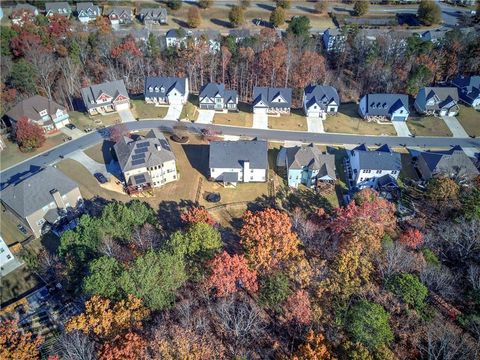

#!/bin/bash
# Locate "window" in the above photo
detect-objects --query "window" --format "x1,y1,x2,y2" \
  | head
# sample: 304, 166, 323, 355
7, 254, 11, 259
329, 107, 335, 112
0, 248, 4, 253
37, 218, 45, 226
376, 170, 382, 174
251, 169, 254, 173
391, 170, 397, 175
250, 176, 254, 180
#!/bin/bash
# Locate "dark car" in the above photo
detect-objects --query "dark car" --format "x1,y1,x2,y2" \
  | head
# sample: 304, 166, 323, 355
94, 173, 108, 184
65, 123, 76, 130
206, 192, 221, 203
17, 224, 28, 235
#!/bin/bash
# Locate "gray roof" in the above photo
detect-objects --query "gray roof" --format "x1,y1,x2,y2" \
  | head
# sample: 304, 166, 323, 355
138, 7, 167, 19
417, 146, 479, 177
421, 29, 447, 42
0, 167, 79, 218
420, 87, 459, 111
12, 3, 37, 14
166, 29, 185, 39
252, 87, 292, 109
352, 144, 402, 171
45, 2, 71, 14
361, 93, 409, 116
286, 144, 336, 179
114, 129, 176, 173
228, 28, 251, 38
107, 7, 133, 18
6, 96, 66, 122
81, 80, 129, 110
145, 76, 187, 98
451, 75, 480, 105
194, 29, 221, 41
199, 83, 238, 104
209, 140, 268, 170
304, 85, 339, 110
76, 2, 100, 17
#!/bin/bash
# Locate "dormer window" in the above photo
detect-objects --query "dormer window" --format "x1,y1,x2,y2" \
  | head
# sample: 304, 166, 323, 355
160, 86, 165, 93
154, 86, 159, 92
148, 86, 153, 92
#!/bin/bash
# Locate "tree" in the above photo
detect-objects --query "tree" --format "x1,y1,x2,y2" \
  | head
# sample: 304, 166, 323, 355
0, 26, 17, 56
406, 64, 433, 95
287, 16, 311, 38
0, 320, 42, 360
9, 59, 37, 95
398, 228, 424, 250
229, 6, 245, 27
54, 331, 96, 360
239, 0, 251, 8
417, 0, 442, 26
187, 7, 201, 28
270, 7, 286, 27
461, 187, 480, 220
347, 300, 394, 351
83, 256, 124, 299
168, 0, 182, 10
120, 251, 187, 310
240, 208, 300, 271
258, 271, 291, 309
199, 0, 213, 8
15, 117, 46, 152
387, 273, 428, 311
109, 123, 130, 143
353, 1, 369, 16
313, 1, 327, 14
282, 289, 312, 325
293, 330, 336, 360
167, 222, 222, 260
98, 332, 146, 360
205, 251, 258, 297
180, 206, 216, 226
275, 0, 291, 9
427, 177, 460, 202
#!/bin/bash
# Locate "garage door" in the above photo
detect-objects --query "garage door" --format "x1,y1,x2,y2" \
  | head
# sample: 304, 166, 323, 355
115, 103, 130, 111
392, 116, 406, 121
439, 110, 447, 116
201, 104, 214, 110
253, 107, 267, 114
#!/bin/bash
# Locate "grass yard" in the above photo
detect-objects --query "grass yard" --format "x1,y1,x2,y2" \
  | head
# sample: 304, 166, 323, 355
83, 141, 115, 164
456, 105, 480, 137
213, 103, 253, 127
69, 111, 121, 131
0, 134, 64, 171
0, 211, 30, 246
131, 100, 168, 119
407, 116, 452, 137
324, 103, 397, 136
180, 97, 199, 122
268, 110, 308, 131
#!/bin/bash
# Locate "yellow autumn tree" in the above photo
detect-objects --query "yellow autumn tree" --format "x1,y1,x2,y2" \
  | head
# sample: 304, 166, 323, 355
0, 320, 42, 360
293, 330, 336, 360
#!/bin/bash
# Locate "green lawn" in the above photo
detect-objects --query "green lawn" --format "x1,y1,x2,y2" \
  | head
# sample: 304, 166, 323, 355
131, 100, 168, 119
213, 103, 253, 127
407, 116, 452, 137
456, 105, 480, 137
69, 111, 121, 131
268, 110, 308, 131
180, 101, 199, 122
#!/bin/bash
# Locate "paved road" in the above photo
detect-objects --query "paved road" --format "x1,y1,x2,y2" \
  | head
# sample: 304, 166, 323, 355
1, 120, 479, 190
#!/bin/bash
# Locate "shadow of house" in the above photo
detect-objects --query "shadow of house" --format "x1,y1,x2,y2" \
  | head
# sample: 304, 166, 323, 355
297, 6, 315, 14
247, 195, 276, 213
172, 17, 189, 28
256, 3, 275, 11
0, 165, 42, 191
282, 188, 333, 214
157, 199, 195, 231
181, 144, 210, 178
101, 140, 115, 163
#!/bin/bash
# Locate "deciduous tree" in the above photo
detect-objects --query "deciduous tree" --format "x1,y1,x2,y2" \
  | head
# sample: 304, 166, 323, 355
180, 206, 216, 225
398, 228, 424, 250
353, 1, 369, 16
282, 289, 312, 325
270, 7, 285, 27
293, 330, 336, 360
427, 177, 460, 202
98, 332, 146, 360
275, 0, 291, 9
15, 117, 45, 152
168, 222, 222, 260
187, 7, 202, 28
229, 6, 245, 27
313, 1, 327, 14
417, 0, 441, 26
199, 0, 213, 9
0, 320, 42, 360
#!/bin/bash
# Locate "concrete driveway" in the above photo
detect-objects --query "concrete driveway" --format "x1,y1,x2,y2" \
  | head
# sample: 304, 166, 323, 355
165, 105, 183, 120
306, 117, 324, 133
61, 126, 84, 140
118, 109, 136, 123
66, 150, 120, 179
392, 121, 411, 137
442, 116, 469, 138
252, 113, 268, 129
196, 109, 215, 124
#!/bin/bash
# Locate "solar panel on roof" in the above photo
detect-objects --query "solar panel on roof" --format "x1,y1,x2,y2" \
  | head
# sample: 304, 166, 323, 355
131, 159, 145, 166
134, 147, 149, 154
134, 174, 146, 184
132, 154, 145, 161
137, 142, 149, 148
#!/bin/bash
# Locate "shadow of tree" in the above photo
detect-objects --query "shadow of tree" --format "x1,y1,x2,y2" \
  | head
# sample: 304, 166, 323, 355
247, 195, 277, 212
257, 3, 275, 11
158, 199, 196, 231
172, 17, 189, 28
280, 187, 333, 214
210, 18, 232, 28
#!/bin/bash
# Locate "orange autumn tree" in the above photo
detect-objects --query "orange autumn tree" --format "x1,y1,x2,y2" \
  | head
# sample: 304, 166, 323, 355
282, 289, 312, 325
293, 330, 336, 360
98, 332, 146, 360
66, 295, 149, 340
204, 251, 258, 297
180, 206, 216, 226
398, 228, 424, 250
240, 208, 300, 271
0, 320, 42, 360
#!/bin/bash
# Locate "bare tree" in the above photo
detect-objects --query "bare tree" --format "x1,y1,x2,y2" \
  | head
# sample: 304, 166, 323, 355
420, 265, 458, 301
377, 242, 421, 280
52, 330, 96, 360
467, 264, 480, 292
131, 223, 162, 253
58, 56, 81, 110
25, 47, 58, 100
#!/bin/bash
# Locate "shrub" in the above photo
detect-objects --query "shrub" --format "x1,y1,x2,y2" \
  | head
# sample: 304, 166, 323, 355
229, 5, 245, 27
387, 273, 428, 310
270, 7, 286, 27
259, 272, 291, 309
353, 1, 369, 16
421, 248, 441, 267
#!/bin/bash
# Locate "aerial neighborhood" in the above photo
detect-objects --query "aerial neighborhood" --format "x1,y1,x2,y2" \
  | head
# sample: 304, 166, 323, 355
0, 1, 479, 359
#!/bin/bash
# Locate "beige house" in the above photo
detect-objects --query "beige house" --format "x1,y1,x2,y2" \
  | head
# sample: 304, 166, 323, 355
80, 80, 130, 115
114, 129, 177, 192
0, 167, 83, 238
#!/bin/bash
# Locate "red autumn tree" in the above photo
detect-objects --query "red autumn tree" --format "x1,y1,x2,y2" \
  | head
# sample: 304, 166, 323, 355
111, 36, 142, 58
10, 31, 42, 57
48, 14, 72, 39
398, 228, 424, 250
0, 320, 42, 360
98, 332, 146, 360
282, 289, 312, 326
15, 117, 46, 152
204, 251, 258, 297
180, 206, 216, 226
109, 123, 129, 143
240, 208, 300, 271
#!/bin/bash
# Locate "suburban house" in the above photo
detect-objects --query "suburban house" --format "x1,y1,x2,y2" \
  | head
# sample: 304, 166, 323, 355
359, 93, 410, 121
0, 235, 19, 277
199, 83, 238, 111
209, 140, 268, 186
451, 75, 480, 108
0, 167, 83, 238
347, 144, 402, 190
285, 144, 336, 188
45, 2, 72, 17
138, 7, 167, 24
165, 29, 187, 48
194, 30, 221, 53
228, 28, 251, 43
114, 129, 177, 192
420, 29, 448, 44
107, 7, 133, 25
81, 79, 130, 115
322, 28, 346, 52
144, 76, 189, 105
410, 146, 479, 181
252, 87, 292, 114
303, 85, 340, 118
414, 87, 459, 116
6, 96, 70, 133
76, 2, 101, 23
10, 3, 38, 25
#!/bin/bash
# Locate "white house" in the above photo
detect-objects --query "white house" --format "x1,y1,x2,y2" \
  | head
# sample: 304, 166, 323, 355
165, 29, 187, 48
322, 28, 346, 52
347, 144, 402, 190
199, 83, 238, 111
10, 3, 38, 25
76, 2, 101, 23
0, 235, 18, 277
303, 85, 340, 119
80, 80, 130, 115
359, 93, 410, 121
144, 77, 189, 105
209, 140, 268, 186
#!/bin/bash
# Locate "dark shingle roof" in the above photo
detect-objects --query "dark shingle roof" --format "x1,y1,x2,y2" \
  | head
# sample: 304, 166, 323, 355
144, 76, 187, 98
252, 87, 292, 108
0, 167, 79, 218
417, 146, 479, 177
81, 80, 128, 110
361, 93, 409, 117
420, 87, 459, 111
6, 96, 66, 122
138, 7, 167, 19
451, 75, 480, 105
76, 2, 99, 14
304, 85, 339, 110
209, 140, 268, 170
353, 144, 402, 171
107, 7, 133, 18
199, 83, 238, 104
45, 2, 71, 14
286, 145, 336, 179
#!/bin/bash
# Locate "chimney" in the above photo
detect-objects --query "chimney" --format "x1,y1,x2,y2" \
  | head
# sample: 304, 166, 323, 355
243, 160, 250, 183
50, 189, 65, 209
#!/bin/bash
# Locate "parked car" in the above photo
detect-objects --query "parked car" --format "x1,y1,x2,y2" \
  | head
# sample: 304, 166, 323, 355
84, 127, 93, 133
17, 224, 28, 235
94, 173, 108, 184
65, 123, 76, 130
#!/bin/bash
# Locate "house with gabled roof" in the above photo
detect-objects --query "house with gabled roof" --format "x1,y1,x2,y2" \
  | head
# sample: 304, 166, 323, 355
414, 87, 459, 116
6, 96, 70, 133
228, 28, 251, 43
322, 28, 346, 52
10, 3, 38, 25
107, 7, 133, 25
285, 144, 336, 188
45, 2, 72, 17
252, 87, 292, 114
410, 146, 479, 181
303, 85, 339, 119
347, 144, 402, 190
114, 129, 177, 192
81, 80, 130, 115
138, 7, 167, 24
165, 28, 188, 48
199, 83, 238, 111
76, 2, 101, 23
451, 75, 480, 109
209, 140, 268, 186
359, 93, 409, 121
144, 76, 189, 105
0, 167, 83, 238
